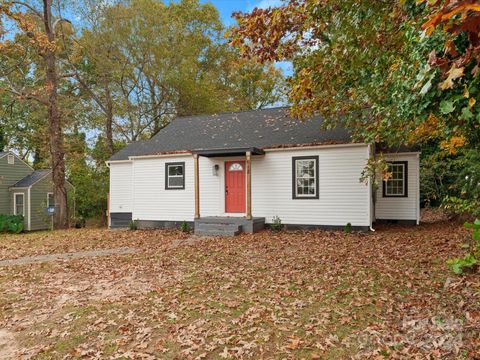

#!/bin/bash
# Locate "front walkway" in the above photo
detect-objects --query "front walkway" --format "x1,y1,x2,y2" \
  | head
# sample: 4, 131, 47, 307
0, 247, 138, 267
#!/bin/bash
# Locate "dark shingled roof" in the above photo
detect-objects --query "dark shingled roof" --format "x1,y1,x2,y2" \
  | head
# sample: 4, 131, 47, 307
110, 107, 352, 161
11, 169, 51, 188
0, 151, 7, 158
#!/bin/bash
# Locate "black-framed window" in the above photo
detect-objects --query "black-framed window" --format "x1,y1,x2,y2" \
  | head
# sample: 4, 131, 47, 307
165, 162, 185, 190
292, 156, 319, 199
47, 193, 54, 208
383, 161, 408, 197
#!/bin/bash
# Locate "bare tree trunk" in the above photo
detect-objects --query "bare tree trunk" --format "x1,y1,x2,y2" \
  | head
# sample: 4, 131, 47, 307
104, 82, 115, 155
43, 0, 68, 229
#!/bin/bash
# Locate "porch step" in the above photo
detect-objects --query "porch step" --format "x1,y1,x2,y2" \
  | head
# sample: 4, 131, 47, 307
194, 217, 265, 236
194, 223, 243, 237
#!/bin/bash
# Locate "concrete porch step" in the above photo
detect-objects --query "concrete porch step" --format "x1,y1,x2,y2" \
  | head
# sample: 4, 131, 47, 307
194, 223, 242, 237
194, 216, 265, 235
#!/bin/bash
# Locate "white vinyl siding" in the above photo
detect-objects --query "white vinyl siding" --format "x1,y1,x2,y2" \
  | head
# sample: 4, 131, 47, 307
376, 153, 420, 222
252, 146, 370, 226
133, 156, 194, 221
109, 162, 133, 213
110, 146, 372, 226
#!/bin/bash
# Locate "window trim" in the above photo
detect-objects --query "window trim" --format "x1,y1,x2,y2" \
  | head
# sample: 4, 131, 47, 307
7, 154, 14, 165
165, 162, 185, 190
292, 156, 319, 200
383, 161, 408, 198
13, 192, 25, 216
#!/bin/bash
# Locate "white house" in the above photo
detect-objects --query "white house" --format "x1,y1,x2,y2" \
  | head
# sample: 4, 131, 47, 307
107, 107, 420, 235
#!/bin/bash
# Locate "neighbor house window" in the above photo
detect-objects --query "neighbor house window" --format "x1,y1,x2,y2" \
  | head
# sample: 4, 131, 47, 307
14, 193, 24, 216
292, 156, 319, 199
7, 155, 14, 165
47, 193, 54, 208
165, 162, 185, 189
383, 161, 408, 197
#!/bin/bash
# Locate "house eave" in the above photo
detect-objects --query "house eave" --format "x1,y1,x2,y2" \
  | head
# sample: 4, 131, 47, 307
192, 147, 265, 157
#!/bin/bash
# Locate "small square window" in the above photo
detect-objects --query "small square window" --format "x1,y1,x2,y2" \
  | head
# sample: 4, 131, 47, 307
7, 155, 14, 165
383, 161, 408, 197
165, 162, 185, 190
292, 156, 319, 199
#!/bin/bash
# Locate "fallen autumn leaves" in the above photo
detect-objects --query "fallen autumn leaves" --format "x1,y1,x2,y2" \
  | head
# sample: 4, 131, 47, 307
0, 220, 478, 359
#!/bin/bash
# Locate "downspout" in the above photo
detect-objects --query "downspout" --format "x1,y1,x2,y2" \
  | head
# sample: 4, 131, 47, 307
369, 143, 376, 232
27, 187, 31, 231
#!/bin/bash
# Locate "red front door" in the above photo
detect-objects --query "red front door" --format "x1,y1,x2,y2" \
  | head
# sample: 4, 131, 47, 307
225, 161, 246, 213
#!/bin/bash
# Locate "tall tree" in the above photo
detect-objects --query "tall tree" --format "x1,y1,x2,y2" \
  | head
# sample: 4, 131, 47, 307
1, 1, 71, 228
0, 128, 6, 151
74, 0, 285, 142
231, 0, 480, 214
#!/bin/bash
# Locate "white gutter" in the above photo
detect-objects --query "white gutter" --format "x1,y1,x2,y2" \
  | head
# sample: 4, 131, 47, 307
367, 144, 375, 232
27, 187, 31, 231
106, 160, 132, 166
380, 151, 422, 156
416, 153, 421, 225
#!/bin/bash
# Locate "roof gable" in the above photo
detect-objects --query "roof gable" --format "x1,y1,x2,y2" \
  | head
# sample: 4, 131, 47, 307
10, 169, 51, 188
0, 151, 34, 170
110, 107, 352, 161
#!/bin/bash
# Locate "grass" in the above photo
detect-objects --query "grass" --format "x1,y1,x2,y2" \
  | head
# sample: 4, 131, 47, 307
0, 222, 478, 359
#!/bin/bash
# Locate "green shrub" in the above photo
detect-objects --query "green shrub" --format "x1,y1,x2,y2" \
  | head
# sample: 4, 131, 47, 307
447, 219, 480, 274
271, 216, 284, 232
344, 222, 352, 233
0, 214, 24, 234
128, 219, 138, 231
180, 220, 189, 233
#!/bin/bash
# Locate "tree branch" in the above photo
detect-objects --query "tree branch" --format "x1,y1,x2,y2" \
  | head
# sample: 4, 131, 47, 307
11, 1, 43, 18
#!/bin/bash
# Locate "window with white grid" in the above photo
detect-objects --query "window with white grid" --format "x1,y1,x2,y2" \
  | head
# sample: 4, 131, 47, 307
293, 156, 319, 199
165, 162, 185, 189
384, 162, 407, 197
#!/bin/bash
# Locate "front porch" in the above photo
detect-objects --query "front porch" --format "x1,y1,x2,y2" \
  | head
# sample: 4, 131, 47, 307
194, 217, 265, 236
192, 147, 265, 236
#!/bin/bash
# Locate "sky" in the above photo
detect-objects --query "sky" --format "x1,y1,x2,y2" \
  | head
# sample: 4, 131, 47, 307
195, 0, 283, 26
195, 0, 292, 75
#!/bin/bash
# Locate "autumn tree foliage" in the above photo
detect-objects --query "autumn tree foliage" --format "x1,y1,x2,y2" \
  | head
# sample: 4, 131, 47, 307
231, 0, 480, 215
1, 0, 71, 228
1, 0, 286, 223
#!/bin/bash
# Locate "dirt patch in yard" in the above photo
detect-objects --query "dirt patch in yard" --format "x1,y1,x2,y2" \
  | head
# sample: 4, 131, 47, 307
0, 329, 17, 360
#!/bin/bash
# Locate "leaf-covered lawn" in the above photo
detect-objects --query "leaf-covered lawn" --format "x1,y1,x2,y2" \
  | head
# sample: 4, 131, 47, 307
0, 222, 478, 359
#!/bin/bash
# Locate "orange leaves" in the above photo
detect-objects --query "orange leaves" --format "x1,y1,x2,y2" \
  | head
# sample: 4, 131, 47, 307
422, 0, 480, 34
440, 135, 467, 154
230, 1, 308, 62
422, 0, 480, 88
0, 4, 57, 56
409, 113, 442, 144
286, 336, 302, 350
441, 65, 465, 90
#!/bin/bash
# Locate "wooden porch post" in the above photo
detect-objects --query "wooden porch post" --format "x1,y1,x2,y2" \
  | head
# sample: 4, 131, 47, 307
194, 154, 200, 219
246, 151, 252, 220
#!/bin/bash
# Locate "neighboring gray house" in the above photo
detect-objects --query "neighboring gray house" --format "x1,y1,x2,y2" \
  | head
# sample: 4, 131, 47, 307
108, 107, 420, 235
0, 151, 75, 231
